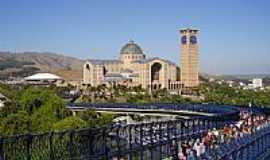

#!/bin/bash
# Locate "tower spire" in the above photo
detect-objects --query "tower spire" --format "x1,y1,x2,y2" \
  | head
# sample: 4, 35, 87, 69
180, 28, 199, 88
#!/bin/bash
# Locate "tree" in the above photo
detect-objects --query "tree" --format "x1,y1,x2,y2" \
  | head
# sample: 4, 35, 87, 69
77, 109, 98, 127
22, 87, 72, 132
96, 113, 115, 127
52, 116, 87, 132
0, 111, 30, 135
31, 110, 58, 132
0, 101, 19, 118
19, 87, 71, 118
0, 83, 18, 100
0, 85, 117, 135
19, 87, 45, 114
199, 82, 270, 108
77, 109, 116, 127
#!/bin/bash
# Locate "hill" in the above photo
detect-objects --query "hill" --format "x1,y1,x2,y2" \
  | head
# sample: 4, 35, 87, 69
0, 51, 84, 81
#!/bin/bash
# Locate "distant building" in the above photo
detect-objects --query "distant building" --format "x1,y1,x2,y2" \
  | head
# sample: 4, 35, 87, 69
247, 78, 263, 89
252, 78, 263, 88
227, 80, 234, 87
217, 80, 224, 85
209, 78, 215, 82
83, 28, 200, 93
24, 73, 65, 86
239, 82, 245, 86
83, 40, 182, 93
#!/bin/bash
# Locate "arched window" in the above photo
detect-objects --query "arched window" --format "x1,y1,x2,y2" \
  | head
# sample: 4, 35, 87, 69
103, 67, 107, 75
151, 63, 162, 81
86, 64, 90, 70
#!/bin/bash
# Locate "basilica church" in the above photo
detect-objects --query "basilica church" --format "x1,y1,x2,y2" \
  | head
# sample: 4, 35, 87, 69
83, 28, 199, 94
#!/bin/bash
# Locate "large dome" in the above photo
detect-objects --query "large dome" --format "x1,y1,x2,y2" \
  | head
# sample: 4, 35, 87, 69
120, 40, 143, 55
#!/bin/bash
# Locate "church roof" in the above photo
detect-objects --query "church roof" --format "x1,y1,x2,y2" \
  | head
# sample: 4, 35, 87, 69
87, 59, 122, 65
133, 57, 177, 66
120, 40, 144, 55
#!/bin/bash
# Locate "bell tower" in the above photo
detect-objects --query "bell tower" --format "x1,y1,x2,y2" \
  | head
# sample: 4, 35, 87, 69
180, 28, 199, 88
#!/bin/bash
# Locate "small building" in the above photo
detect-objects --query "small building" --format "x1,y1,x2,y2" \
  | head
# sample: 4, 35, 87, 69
226, 80, 234, 87
24, 73, 65, 86
247, 78, 263, 89
252, 78, 263, 88
239, 82, 246, 87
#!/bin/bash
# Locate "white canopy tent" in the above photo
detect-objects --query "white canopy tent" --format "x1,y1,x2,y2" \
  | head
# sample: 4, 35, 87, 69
24, 73, 62, 81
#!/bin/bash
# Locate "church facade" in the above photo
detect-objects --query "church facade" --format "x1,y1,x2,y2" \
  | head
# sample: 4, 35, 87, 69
83, 28, 199, 93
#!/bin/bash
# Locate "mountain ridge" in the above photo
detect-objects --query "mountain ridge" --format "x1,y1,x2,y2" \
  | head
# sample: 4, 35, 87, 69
0, 51, 84, 81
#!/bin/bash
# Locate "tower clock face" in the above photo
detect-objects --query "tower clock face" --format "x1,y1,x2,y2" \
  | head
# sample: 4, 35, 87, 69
190, 35, 197, 44
181, 36, 187, 44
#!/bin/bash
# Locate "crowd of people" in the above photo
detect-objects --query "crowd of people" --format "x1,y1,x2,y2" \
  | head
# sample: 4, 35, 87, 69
176, 110, 270, 160
112, 109, 270, 160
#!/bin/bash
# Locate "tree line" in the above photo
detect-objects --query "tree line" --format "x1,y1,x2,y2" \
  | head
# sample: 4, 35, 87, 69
0, 81, 269, 135
0, 84, 115, 135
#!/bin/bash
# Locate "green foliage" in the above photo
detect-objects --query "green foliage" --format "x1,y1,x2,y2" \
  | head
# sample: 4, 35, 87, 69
0, 86, 115, 135
81, 83, 270, 107
0, 81, 269, 136
81, 84, 193, 104
77, 109, 98, 127
0, 111, 31, 135
52, 116, 87, 132
0, 83, 21, 118
77, 109, 115, 127
0, 101, 19, 118
19, 87, 71, 119
96, 113, 115, 127
160, 95, 191, 103
31, 111, 58, 132
18, 87, 72, 133
126, 93, 151, 104
19, 87, 45, 114
48, 85, 74, 96
0, 87, 72, 135
200, 82, 270, 107
0, 83, 18, 100
77, 109, 97, 121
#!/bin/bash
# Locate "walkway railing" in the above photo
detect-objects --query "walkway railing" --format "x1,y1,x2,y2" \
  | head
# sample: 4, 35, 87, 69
0, 118, 229, 160
0, 104, 268, 160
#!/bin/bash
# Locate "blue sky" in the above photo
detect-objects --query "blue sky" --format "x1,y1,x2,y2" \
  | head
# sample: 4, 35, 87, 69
0, 0, 270, 75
